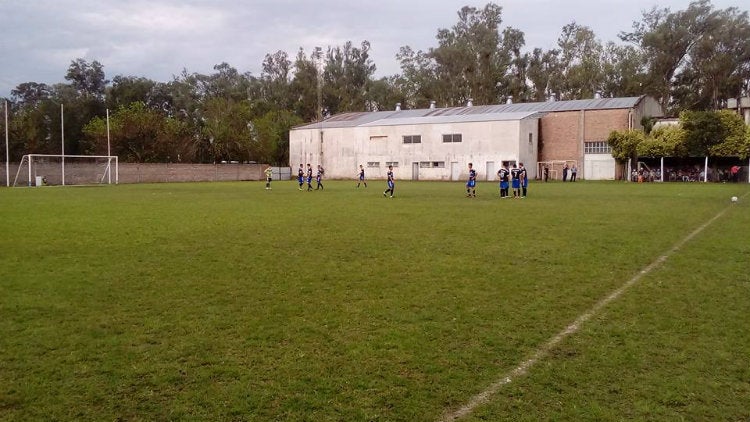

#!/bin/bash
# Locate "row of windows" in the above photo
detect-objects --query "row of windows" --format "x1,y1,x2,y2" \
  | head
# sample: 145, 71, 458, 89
403, 134, 462, 144
584, 141, 612, 154
419, 161, 446, 168
368, 161, 447, 168
369, 134, 464, 144
368, 162, 400, 168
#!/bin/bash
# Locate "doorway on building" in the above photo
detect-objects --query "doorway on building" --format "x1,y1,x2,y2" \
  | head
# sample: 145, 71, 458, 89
485, 161, 495, 181
450, 162, 460, 181
412, 162, 419, 181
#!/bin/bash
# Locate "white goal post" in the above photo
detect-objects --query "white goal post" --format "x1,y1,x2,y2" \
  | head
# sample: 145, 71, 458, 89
12, 154, 118, 187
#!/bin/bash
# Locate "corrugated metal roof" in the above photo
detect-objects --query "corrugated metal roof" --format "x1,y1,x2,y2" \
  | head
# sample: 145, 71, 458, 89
293, 96, 644, 130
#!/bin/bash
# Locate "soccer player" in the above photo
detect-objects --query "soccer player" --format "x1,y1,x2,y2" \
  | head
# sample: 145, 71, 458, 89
316, 165, 324, 190
306, 163, 313, 191
297, 164, 304, 190
383, 165, 395, 198
466, 162, 477, 197
519, 162, 528, 198
264, 165, 273, 190
497, 164, 510, 198
356, 164, 367, 188
510, 163, 522, 199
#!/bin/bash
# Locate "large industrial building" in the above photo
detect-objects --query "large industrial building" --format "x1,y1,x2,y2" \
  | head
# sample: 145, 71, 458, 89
289, 95, 663, 181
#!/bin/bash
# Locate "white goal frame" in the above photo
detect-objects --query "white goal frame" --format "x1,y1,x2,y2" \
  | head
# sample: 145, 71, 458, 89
12, 154, 119, 187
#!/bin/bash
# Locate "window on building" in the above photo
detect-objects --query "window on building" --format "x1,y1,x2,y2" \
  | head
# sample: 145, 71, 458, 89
385, 162, 399, 167
403, 135, 422, 144
584, 141, 612, 154
367, 162, 380, 168
442, 133, 462, 143
369, 135, 387, 141
419, 161, 445, 168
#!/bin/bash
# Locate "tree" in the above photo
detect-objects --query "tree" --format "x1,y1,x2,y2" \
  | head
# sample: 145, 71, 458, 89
608, 129, 647, 162
709, 110, 750, 159
201, 97, 254, 163
65, 59, 107, 99
252, 110, 303, 166
83, 102, 195, 163
680, 110, 724, 156
554, 22, 604, 100
638, 125, 687, 157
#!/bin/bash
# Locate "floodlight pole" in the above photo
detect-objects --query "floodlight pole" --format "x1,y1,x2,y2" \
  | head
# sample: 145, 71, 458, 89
106, 109, 111, 184
61, 104, 65, 186
4, 100, 9, 187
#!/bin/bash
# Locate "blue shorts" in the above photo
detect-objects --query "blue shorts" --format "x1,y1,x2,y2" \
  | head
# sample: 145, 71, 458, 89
500, 181, 509, 189
307, 177, 312, 183
387, 181, 394, 189
298, 176, 303, 183
512, 180, 520, 189
467, 180, 476, 188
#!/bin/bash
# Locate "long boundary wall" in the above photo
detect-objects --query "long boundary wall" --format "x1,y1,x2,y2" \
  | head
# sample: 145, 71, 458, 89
1, 163, 268, 186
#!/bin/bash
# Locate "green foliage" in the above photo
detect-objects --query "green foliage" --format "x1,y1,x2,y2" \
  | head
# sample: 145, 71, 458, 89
647, 125, 688, 157
83, 102, 193, 162
252, 110, 304, 166
709, 110, 750, 159
608, 129, 646, 161
681, 110, 727, 156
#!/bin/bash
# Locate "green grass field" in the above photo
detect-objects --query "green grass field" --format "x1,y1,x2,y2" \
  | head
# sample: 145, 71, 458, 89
1, 179, 748, 421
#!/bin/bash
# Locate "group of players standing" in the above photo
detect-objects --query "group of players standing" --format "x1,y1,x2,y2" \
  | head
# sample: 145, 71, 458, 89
467, 162, 528, 198
295, 163, 325, 191
271, 161, 526, 199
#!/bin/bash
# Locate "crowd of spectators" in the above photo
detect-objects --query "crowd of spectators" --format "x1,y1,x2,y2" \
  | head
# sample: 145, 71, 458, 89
631, 165, 743, 182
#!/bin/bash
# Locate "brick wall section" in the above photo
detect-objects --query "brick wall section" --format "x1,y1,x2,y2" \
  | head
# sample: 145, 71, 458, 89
540, 109, 630, 162
1, 163, 265, 185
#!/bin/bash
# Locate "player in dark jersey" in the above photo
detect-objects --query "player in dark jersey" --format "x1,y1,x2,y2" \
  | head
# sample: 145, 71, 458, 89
297, 164, 304, 190
519, 162, 528, 198
497, 164, 510, 198
316, 165, 324, 190
306, 163, 313, 191
356, 164, 367, 188
383, 165, 395, 198
510, 163, 522, 199
466, 162, 477, 197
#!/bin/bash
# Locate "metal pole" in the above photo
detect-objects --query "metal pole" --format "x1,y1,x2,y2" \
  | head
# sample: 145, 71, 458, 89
61, 104, 65, 186
106, 109, 111, 184
704, 156, 708, 183
4, 100, 9, 187
660, 156, 664, 182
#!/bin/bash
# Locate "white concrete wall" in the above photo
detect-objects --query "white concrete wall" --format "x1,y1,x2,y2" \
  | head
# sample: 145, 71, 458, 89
289, 118, 540, 181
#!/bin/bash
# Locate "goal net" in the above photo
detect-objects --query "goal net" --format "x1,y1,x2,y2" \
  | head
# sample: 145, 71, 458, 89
12, 154, 118, 187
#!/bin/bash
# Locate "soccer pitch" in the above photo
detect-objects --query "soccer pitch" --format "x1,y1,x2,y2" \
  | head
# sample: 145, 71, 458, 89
1, 180, 748, 421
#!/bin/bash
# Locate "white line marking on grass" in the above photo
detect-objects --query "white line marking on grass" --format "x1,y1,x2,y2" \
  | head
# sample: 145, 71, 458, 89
439, 204, 735, 422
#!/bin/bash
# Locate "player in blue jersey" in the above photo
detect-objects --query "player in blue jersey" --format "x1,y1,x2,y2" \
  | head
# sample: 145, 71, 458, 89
356, 164, 367, 188
497, 164, 510, 198
383, 165, 395, 198
466, 162, 477, 197
306, 163, 313, 191
315, 165, 324, 190
510, 163, 522, 199
519, 162, 528, 198
297, 164, 304, 190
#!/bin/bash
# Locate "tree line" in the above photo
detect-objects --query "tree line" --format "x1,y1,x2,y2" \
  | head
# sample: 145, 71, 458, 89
1, 0, 749, 165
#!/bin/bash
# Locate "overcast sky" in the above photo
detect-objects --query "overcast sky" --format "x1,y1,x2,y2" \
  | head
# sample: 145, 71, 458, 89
0, 0, 746, 99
